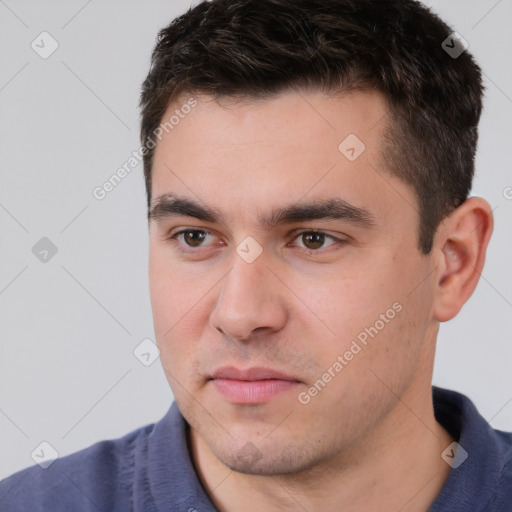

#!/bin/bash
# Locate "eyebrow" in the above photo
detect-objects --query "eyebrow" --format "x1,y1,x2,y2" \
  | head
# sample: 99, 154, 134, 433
148, 193, 377, 230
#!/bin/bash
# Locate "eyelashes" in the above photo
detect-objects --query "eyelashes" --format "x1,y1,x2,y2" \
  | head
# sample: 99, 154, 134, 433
167, 228, 347, 255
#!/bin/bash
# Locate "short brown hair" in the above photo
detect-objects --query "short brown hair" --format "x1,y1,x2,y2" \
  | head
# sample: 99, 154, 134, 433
139, 0, 484, 254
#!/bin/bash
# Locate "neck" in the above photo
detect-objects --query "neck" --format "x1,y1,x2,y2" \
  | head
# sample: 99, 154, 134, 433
187, 380, 454, 512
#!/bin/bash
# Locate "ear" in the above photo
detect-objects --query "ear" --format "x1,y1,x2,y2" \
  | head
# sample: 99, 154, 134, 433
432, 197, 494, 322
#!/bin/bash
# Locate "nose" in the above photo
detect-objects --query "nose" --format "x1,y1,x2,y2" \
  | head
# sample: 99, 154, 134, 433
209, 250, 288, 341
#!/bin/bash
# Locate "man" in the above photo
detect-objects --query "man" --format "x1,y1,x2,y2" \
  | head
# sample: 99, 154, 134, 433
1, 0, 510, 510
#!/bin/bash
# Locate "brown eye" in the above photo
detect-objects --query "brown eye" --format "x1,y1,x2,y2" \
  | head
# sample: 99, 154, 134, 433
183, 230, 206, 247
302, 232, 325, 250
293, 230, 339, 251
177, 230, 209, 247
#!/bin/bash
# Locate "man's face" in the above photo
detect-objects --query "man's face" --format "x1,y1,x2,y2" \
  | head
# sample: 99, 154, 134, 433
148, 89, 438, 474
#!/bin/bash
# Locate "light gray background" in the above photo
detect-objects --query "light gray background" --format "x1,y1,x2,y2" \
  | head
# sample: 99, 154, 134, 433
0, 0, 511, 480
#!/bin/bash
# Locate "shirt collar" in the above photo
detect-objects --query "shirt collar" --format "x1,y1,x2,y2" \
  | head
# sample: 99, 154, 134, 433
429, 386, 504, 511
146, 387, 506, 512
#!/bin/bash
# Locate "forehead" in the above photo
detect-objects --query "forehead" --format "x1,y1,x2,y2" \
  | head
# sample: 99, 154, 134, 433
150, 89, 416, 233
166, 88, 390, 148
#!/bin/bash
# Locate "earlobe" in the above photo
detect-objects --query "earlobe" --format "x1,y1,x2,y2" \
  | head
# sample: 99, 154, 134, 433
433, 197, 494, 322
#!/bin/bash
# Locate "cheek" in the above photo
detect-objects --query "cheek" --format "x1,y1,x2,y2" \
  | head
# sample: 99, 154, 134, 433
148, 248, 218, 379
303, 270, 391, 341
301, 258, 427, 377
149, 246, 201, 331
148, 255, 175, 335
149, 251, 190, 362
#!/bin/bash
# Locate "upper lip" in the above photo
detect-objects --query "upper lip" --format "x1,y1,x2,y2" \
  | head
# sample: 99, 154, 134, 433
210, 366, 300, 382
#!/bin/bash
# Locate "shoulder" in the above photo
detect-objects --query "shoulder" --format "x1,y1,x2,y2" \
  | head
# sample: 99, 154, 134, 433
0, 422, 156, 512
431, 387, 512, 511
490, 428, 512, 509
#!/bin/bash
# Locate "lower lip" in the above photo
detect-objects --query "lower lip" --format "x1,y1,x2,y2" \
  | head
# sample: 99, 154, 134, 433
212, 378, 299, 404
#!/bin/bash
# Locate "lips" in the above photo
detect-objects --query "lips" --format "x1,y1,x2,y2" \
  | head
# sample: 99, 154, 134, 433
209, 366, 301, 404
210, 366, 300, 382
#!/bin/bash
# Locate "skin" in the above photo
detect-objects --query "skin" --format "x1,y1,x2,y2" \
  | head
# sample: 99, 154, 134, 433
148, 89, 493, 512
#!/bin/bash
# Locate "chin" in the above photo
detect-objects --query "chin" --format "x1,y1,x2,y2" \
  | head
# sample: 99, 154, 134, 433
211, 438, 321, 476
